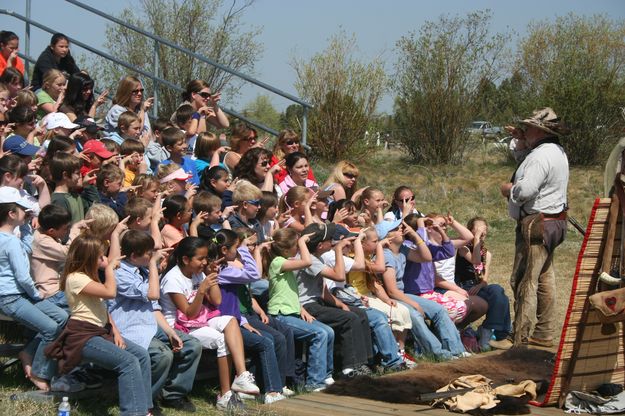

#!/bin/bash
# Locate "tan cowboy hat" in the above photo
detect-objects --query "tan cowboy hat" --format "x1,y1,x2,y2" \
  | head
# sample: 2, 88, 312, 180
519, 107, 569, 136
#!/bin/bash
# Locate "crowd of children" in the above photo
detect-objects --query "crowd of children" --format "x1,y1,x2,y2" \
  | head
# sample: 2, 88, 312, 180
0, 31, 515, 416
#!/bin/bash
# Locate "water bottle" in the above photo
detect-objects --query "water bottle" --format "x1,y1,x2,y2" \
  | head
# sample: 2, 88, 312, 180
58, 396, 70, 416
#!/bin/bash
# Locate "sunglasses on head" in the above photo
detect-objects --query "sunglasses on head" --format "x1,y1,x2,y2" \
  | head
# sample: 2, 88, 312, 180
198, 91, 211, 99
343, 173, 357, 179
131, 88, 145, 95
399, 195, 415, 203
285, 140, 299, 146
246, 199, 261, 206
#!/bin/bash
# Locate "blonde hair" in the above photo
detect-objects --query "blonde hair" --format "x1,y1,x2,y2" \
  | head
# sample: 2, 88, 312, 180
15, 89, 37, 108
322, 161, 360, 199
232, 179, 262, 204
156, 162, 181, 192
42, 69, 65, 95
85, 204, 119, 240
272, 129, 299, 161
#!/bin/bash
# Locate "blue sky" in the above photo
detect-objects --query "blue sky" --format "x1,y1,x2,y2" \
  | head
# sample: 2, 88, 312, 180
2, 0, 624, 113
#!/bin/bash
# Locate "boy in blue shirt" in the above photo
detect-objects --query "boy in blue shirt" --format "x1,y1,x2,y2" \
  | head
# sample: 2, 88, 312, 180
108, 230, 202, 412
160, 127, 200, 185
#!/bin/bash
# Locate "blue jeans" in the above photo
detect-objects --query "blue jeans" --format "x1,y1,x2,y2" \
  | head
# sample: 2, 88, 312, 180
0, 294, 67, 379
365, 308, 403, 368
274, 314, 333, 389
242, 325, 283, 393
48, 291, 69, 311
403, 294, 465, 357
245, 313, 295, 383
82, 336, 152, 416
150, 327, 202, 401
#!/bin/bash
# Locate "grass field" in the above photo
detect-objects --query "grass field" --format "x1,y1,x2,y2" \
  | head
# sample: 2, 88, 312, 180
0, 142, 604, 415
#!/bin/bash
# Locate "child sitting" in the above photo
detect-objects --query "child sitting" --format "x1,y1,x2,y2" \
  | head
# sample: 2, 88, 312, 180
50, 153, 100, 224
31, 204, 91, 308
456, 217, 512, 350
157, 163, 193, 197
160, 237, 260, 410
227, 180, 265, 241
46, 234, 153, 414
161, 194, 192, 248
0, 186, 68, 391
146, 117, 171, 172
108, 230, 203, 411
191, 190, 233, 242
95, 164, 128, 220
199, 165, 234, 209
79, 139, 115, 182
120, 138, 147, 187
106, 110, 142, 145
161, 127, 199, 185
131, 174, 160, 203
124, 196, 163, 250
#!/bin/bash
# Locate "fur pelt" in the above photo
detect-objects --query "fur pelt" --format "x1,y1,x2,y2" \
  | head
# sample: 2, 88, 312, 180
326, 347, 554, 404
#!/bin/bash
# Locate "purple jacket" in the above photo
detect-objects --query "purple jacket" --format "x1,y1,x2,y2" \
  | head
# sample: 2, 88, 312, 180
217, 246, 260, 324
403, 228, 455, 295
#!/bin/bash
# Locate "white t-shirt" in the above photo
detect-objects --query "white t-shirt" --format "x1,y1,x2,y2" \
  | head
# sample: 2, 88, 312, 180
320, 250, 355, 291
434, 256, 456, 283
160, 265, 205, 326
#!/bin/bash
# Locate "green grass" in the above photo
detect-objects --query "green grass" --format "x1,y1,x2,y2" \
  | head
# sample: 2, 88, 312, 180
0, 143, 604, 414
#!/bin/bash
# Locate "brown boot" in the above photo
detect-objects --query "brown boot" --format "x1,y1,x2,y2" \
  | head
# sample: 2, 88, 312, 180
489, 338, 513, 350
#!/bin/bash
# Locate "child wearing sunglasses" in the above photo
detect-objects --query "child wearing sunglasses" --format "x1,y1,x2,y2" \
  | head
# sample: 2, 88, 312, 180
384, 185, 426, 222
226, 180, 267, 242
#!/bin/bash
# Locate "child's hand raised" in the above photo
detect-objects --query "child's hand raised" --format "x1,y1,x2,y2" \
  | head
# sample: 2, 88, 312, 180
332, 207, 349, 224
191, 211, 209, 227
241, 233, 258, 248
151, 247, 173, 263
299, 233, 315, 244
112, 215, 130, 236
107, 255, 125, 270
184, 184, 198, 199
445, 212, 455, 226
206, 257, 225, 275
221, 205, 237, 219
82, 168, 99, 184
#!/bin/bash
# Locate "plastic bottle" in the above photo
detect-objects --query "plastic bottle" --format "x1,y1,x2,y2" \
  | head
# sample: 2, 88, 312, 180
58, 396, 71, 416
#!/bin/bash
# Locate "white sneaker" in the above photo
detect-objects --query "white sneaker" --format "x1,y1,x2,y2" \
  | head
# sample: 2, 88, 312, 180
264, 392, 286, 404
324, 377, 335, 386
231, 371, 260, 395
282, 387, 296, 397
216, 391, 233, 410
237, 392, 256, 400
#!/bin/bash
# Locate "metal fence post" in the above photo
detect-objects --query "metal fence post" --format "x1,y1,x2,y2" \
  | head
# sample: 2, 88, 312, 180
152, 39, 159, 118
25, 0, 31, 76
302, 105, 308, 147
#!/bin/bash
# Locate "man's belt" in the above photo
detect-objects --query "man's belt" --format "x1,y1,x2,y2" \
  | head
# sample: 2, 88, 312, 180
542, 211, 568, 221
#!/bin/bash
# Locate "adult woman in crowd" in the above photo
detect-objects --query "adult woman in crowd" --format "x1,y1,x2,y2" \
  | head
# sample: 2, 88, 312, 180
60, 72, 108, 122
277, 151, 318, 195
30, 33, 80, 91
222, 122, 257, 175
322, 161, 360, 202
270, 129, 316, 184
104, 75, 153, 134
0, 31, 24, 76
233, 147, 280, 192
0, 67, 25, 99
171, 79, 229, 129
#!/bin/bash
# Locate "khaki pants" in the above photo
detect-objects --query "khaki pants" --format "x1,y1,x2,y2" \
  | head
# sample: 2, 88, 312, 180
510, 214, 567, 345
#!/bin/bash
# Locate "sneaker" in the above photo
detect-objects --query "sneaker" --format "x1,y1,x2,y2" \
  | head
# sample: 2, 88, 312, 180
264, 392, 286, 404
237, 392, 256, 401
384, 362, 408, 374
401, 351, 418, 369
324, 377, 335, 386
358, 364, 373, 376
68, 367, 103, 389
489, 338, 513, 350
216, 391, 245, 411
231, 371, 260, 395
457, 351, 473, 358
50, 374, 86, 393
160, 396, 197, 412
312, 385, 326, 392
282, 387, 296, 397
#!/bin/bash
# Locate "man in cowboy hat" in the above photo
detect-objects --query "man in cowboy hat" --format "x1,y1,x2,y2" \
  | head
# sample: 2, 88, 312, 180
500, 107, 570, 347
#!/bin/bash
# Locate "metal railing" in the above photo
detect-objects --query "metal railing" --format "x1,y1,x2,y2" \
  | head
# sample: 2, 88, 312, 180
2, 0, 313, 142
